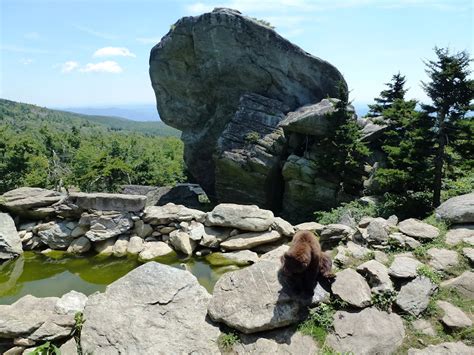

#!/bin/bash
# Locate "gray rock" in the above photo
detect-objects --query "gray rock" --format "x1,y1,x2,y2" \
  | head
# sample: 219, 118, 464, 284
436, 192, 474, 224
66, 236, 91, 254
412, 319, 436, 337
205, 250, 259, 266
181, 220, 205, 242
127, 235, 145, 255
346, 241, 372, 259
332, 269, 372, 308
169, 230, 196, 255
272, 217, 295, 237
220, 230, 282, 251
93, 238, 116, 255
280, 98, 355, 136
208, 259, 308, 333
334, 245, 350, 267
81, 262, 220, 354
113, 236, 129, 257
374, 250, 389, 264
150, 8, 345, 196
215, 94, 289, 209
463, 247, 474, 263
359, 116, 389, 142
65, 192, 146, 212
205, 203, 274, 232
138, 241, 175, 261
388, 256, 422, 278
132, 220, 153, 238
365, 217, 390, 244
357, 260, 393, 293
427, 248, 459, 271
437, 300, 472, 329
143, 203, 206, 225
398, 218, 440, 240
259, 245, 289, 262
59, 338, 77, 355
445, 225, 474, 245
0, 213, 22, 260
231, 327, 318, 354
395, 276, 437, 316
199, 226, 232, 248
36, 221, 75, 250
408, 342, 473, 355
81, 211, 133, 242
54, 290, 87, 315
319, 224, 354, 247
327, 308, 405, 355
0, 187, 63, 219
294, 222, 324, 234
70, 224, 88, 238
0, 295, 75, 341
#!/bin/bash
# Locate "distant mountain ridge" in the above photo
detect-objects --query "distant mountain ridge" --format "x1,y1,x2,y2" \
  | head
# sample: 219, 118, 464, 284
61, 104, 160, 122
0, 99, 179, 137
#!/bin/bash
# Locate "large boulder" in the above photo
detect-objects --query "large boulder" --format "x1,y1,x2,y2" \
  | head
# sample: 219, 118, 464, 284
0, 187, 63, 219
205, 203, 274, 232
0, 213, 22, 260
149, 7, 345, 197
143, 203, 206, 225
36, 221, 76, 250
398, 218, 439, 240
81, 262, 220, 354
214, 94, 288, 209
80, 211, 133, 242
332, 269, 372, 308
395, 276, 437, 316
327, 308, 405, 355
436, 192, 474, 223
65, 192, 147, 212
208, 259, 309, 333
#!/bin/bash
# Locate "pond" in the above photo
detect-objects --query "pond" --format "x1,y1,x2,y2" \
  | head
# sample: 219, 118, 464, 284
0, 251, 236, 305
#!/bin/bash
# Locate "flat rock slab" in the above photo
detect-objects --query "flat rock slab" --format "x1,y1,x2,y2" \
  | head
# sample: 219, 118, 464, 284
408, 341, 473, 354
138, 241, 175, 261
436, 192, 474, 224
441, 271, 474, 299
398, 218, 439, 240
0, 213, 22, 260
327, 308, 405, 355
396, 276, 437, 316
143, 203, 206, 224
445, 225, 474, 245
332, 269, 372, 308
81, 262, 220, 354
208, 260, 309, 333
205, 204, 274, 232
205, 250, 259, 266
356, 260, 393, 293
66, 192, 147, 212
0, 295, 75, 341
437, 300, 473, 329
388, 256, 422, 278
231, 327, 318, 354
220, 230, 282, 250
427, 248, 459, 271
0, 187, 63, 219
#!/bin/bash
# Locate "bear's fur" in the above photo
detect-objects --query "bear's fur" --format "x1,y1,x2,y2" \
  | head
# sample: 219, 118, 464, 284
280, 230, 333, 296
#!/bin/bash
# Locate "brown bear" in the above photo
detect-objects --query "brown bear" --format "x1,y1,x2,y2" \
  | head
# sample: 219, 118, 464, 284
280, 230, 333, 296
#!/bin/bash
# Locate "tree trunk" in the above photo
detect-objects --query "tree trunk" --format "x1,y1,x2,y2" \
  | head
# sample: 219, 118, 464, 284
433, 111, 446, 207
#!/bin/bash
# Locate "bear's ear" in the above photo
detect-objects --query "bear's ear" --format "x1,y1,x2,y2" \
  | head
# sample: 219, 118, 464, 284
319, 252, 334, 278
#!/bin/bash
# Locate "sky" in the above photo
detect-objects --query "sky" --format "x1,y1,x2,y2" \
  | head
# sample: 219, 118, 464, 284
0, 0, 473, 110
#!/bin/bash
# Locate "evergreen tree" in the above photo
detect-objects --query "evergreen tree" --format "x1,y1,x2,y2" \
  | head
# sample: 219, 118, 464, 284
421, 47, 474, 206
368, 73, 407, 116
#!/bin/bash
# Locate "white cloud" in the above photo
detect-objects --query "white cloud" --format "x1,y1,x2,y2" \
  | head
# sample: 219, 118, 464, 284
80, 61, 123, 73
136, 37, 161, 44
24, 32, 40, 40
20, 58, 34, 65
93, 47, 136, 58
61, 61, 79, 73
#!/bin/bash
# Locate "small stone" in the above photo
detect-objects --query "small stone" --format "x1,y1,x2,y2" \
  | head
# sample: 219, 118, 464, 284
462, 247, 474, 263
356, 260, 393, 293
169, 230, 196, 255
55, 290, 87, 315
374, 250, 389, 264
427, 248, 459, 271
396, 276, 437, 316
94, 238, 116, 255
13, 338, 35, 347
332, 269, 372, 308
388, 256, 422, 278
404, 236, 421, 249
133, 220, 153, 238
199, 226, 232, 248
437, 300, 473, 329
398, 218, 439, 240
138, 241, 174, 261
113, 236, 129, 257
127, 236, 144, 255
67, 236, 91, 254
441, 271, 474, 299
412, 319, 436, 337
71, 225, 88, 238
159, 226, 175, 234
358, 216, 374, 228
319, 224, 354, 246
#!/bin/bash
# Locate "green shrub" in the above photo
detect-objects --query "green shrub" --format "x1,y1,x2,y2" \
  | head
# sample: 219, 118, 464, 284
417, 265, 442, 284
250, 17, 275, 29
244, 131, 260, 144
218, 332, 240, 350
31, 342, 61, 355
441, 173, 474, 202
372, 290, 398, 311
314, 200, 377, 225
298, 303, 335, 344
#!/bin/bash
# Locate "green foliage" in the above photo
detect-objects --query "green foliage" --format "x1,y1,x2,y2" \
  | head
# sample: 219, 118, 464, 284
417, 265, 442, 284
251, 17, 275, 29
442, 172, 474, 202
371, 290, 397, 311
244, 131, 260, 144
368, 72, 407, 116
298, 303, 335, 344
0, 99, 185, 193
30, 341, 61, 355
314, 200, 377, 224
218, 332, 240, 350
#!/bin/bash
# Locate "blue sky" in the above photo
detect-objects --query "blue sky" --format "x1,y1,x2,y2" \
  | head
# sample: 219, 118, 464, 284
1, 0, 472, 110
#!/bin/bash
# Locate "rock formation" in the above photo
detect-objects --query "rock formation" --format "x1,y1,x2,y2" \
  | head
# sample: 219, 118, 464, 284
149, 8, 349, 221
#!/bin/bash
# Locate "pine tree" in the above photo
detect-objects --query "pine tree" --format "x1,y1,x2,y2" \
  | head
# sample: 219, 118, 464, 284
421, 47, 474, 206
368, 73, 408, 116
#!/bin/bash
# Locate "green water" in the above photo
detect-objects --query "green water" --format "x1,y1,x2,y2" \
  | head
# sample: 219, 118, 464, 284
0, 251, 235, 305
